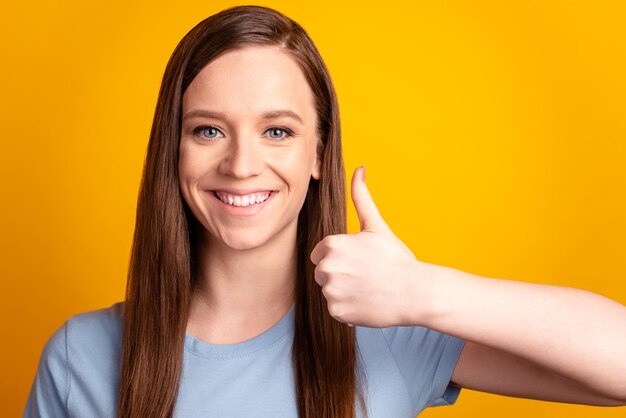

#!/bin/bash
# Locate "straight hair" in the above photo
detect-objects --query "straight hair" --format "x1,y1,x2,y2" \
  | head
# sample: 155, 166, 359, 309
117, 5, 367, 418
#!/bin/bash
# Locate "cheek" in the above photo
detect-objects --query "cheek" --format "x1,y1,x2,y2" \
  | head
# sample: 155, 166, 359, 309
276, 142, 319, 179
177, 145, 205, 205
178, 142, 214, 182
271, 150, 316, 209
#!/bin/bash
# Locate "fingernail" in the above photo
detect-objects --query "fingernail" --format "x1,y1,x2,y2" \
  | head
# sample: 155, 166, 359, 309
361, 165, 366, 182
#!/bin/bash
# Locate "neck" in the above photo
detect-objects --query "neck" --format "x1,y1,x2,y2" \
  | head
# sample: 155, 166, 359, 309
186, 220, 297, 342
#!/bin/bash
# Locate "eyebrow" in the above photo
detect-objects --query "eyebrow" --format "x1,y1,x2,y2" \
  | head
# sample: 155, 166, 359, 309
182, 109, 304, 125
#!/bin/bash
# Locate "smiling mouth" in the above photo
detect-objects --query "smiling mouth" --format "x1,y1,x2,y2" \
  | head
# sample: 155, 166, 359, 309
212, 190, 274, 207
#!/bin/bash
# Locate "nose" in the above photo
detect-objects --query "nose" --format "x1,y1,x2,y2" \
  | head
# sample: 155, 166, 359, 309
218, 134, 264, 179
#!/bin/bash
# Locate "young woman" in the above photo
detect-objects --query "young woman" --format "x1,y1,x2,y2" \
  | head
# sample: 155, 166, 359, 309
24, 5, 626, 418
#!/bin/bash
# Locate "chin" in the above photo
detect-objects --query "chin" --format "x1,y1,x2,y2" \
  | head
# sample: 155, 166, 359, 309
219, 233, 270, 251
205, 217, 297, 252
225, 240, 266, 251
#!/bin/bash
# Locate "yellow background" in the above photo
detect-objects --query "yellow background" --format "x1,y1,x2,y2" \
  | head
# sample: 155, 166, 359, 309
2, 0, 625, 416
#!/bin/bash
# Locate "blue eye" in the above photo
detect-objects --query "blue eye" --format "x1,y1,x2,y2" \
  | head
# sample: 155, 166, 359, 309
265, 127, 294, 140
192, 125, 223, 140
190, 125, 294, 141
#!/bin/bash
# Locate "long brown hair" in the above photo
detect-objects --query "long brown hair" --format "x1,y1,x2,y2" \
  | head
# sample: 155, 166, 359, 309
117, 5, 366, 418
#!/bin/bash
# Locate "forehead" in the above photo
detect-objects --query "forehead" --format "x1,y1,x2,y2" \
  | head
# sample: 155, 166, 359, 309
182, 45, 316, 120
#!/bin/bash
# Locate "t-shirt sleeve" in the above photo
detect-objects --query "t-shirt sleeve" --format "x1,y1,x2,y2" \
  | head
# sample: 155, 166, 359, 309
381, 325, 465, 412
23, 321, 70, 418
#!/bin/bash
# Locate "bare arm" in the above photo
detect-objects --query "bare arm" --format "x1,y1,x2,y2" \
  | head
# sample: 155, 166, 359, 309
410, 262, 626, 404
453, 340, 624, 405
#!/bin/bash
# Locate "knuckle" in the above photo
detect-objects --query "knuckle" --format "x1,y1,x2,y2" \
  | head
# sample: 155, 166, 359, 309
321, 284, 331, 300
327, 302, 341, 318
316, 260, 333, 274
321, 281, 338, 299
314, 269, 324, 286
323, 234, 342, 250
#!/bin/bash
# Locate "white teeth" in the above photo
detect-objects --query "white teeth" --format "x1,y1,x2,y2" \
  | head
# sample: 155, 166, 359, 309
215, 191, 270, 207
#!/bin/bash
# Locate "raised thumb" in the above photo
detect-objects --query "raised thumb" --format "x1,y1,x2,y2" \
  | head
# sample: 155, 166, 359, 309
351, 166, 387, 232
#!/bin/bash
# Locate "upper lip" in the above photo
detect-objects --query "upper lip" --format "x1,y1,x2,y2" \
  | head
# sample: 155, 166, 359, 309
210, 188, 276, 196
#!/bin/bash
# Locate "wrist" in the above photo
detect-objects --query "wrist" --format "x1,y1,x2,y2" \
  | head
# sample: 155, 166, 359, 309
400, 260, 450, 327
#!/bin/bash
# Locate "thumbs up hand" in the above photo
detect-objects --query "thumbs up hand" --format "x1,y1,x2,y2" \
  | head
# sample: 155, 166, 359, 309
310, 166, 426, 328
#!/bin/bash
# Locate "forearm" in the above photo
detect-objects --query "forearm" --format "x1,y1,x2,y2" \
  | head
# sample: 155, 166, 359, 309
409, 261, 626, 401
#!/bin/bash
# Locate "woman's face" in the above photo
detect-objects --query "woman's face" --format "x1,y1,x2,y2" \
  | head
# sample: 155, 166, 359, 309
179, 45, 322, 251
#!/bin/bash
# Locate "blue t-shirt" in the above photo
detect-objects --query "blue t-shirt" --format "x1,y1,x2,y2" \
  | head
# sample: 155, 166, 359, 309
24, 302, 465, 417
